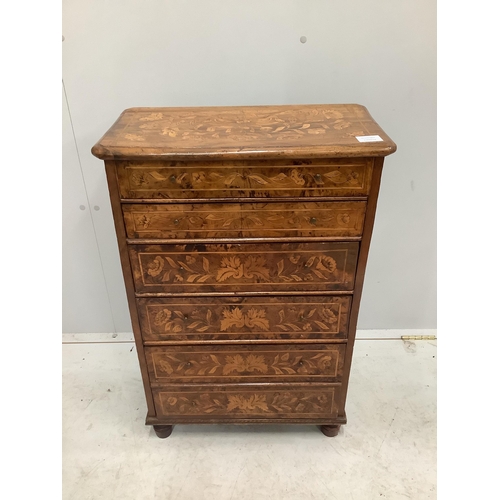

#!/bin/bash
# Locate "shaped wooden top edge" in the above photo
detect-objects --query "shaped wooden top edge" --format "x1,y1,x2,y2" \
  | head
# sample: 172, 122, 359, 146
91, 104, 397, 161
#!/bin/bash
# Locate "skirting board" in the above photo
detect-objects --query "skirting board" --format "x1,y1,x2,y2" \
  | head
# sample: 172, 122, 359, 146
62, 329, 437, 344
357, 329, 437, 340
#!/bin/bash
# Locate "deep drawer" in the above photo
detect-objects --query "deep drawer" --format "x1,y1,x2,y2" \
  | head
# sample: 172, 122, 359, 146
123, 201, 366, 239
146, 344, 345, 383
153, 384, 339, 420
129, 242, 359, 294
116, 158, 373, 199
138, 296, 351, 342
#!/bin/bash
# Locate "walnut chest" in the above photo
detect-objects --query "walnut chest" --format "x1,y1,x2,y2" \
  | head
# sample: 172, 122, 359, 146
92, 104, 396, 438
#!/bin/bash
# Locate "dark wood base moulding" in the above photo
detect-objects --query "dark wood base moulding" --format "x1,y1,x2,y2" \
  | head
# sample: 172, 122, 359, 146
146, 414, 347, 426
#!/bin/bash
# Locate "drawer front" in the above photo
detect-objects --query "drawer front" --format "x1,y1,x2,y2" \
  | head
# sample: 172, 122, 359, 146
138, 296, 351, 342
123, 201, 366, 239
130, 242, 359, 293
146, 344, 345, 383
116, 159, 372, 199
153, 384, 338, 420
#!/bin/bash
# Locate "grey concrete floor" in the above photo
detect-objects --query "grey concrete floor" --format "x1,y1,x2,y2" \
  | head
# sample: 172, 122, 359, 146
63, 339, 436, 499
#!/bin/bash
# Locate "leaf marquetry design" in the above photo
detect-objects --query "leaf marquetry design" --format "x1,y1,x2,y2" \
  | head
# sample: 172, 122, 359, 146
149, 347, 341, 379
146, 300, 344, 339
159, 389, 335, 416
140, 250, 347, 287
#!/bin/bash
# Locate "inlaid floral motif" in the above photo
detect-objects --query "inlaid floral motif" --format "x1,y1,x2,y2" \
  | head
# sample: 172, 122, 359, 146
224, 355, 268, 374
150, 348, 340, 378
220, 308, 269, 330
147, 300, 344, 339
127, 166, 364, 189
137, 215, 151, 229
159, 390, 334, 415
147, 256, 164, 277
276, 254, 339, 283
139, 112, 163, 121
120, 106, 364, 146
227, 395, 269, 411
141, 252, 342, 285
269, 353, 334, 375
130, 172, 149, 186
148, 303, 340, 333
153, 307, 214, 333
133, 243, 357, 293
275, 305, 338, 332
124, 133, 145, 142
337, 213, 351, 225
217, 256, 270, 282
126, 204, 363, 238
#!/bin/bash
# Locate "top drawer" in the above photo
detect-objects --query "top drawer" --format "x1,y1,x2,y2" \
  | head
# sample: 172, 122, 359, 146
115, 158, 373, 199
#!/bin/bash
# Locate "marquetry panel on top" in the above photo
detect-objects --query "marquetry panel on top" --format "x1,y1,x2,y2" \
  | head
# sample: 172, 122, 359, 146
122, 201, 366, 239
91, 104, 397, 161
145, 344, 345, 383
129, 242, 359, 294
152, 384, 339, 420
115, 158, 373, 199
137, 296, 351, 342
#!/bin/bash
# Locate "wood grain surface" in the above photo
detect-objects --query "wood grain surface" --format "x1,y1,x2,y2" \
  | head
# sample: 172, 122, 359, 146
146, 344, 345, 383
123, 201, 366, 239
91, 104, 396, 160
115, 159, 373, 199
137, 296, 351, 342
153, 384, 339, 419
129, 242, 359, 294
95, 103, 396, 434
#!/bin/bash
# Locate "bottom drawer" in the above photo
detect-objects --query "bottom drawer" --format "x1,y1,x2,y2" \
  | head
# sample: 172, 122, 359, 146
153, 384, 339, 420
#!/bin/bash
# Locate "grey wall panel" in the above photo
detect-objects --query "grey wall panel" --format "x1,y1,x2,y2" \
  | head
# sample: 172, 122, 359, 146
62, 85, 116, 333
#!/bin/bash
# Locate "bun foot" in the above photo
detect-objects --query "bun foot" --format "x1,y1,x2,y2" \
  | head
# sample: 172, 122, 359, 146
153, 425, 173, 439
320, 424, 341, 437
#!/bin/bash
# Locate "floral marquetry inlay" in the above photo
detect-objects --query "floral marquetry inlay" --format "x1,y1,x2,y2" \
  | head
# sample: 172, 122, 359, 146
123, 201, 366, 239
131, 242, 359, 293
147, 345, 344, 381
117, 160, 373, 199
141, 251, 340, 284
92, 103, 397, 433
126, 166, 364, 189
92, 104, 396, 162
138, 296, 351, 341
149, 303, 341, 335
156, 388, 337, 417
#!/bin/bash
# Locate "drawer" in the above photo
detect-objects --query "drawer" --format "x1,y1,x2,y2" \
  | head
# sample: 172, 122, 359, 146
138, 296, 351, 342
129, 242, 359, 294
146, 344, 345, 383
123, 201, 366, 239
116, 158, 373, 199
153, 384, 339, 420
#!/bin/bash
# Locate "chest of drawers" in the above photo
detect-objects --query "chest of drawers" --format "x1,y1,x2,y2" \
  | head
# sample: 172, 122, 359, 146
92, 104, 396, 438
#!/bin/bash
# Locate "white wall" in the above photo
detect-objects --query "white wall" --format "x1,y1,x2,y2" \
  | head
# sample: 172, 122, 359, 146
62, 0, 436, 332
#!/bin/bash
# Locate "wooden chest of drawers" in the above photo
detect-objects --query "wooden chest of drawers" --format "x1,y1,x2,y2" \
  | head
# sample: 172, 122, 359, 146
92, 104, 396, 438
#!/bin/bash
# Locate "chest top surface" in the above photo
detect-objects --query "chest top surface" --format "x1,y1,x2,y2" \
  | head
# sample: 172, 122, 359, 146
91, 104, 396, 161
